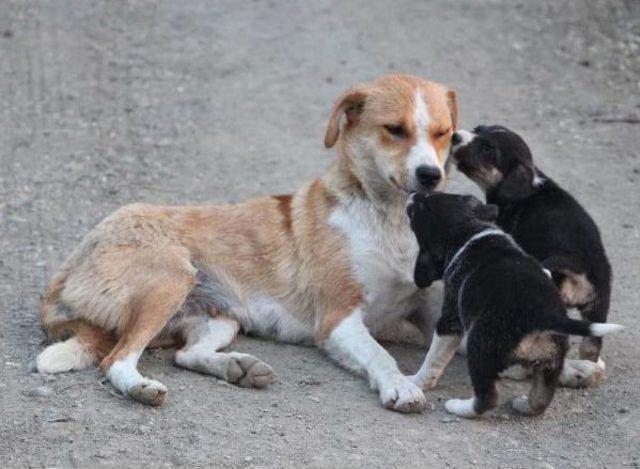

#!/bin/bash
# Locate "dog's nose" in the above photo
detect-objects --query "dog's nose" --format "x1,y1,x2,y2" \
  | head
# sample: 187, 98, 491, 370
451, 132, 462, 145
415, 165, 442, 188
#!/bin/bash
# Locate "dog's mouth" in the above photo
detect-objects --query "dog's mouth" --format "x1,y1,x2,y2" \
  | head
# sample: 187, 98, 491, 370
390, 176, 442, 196
389, 176, 412, 195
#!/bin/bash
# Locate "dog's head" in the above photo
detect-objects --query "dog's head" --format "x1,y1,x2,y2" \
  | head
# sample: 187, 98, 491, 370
450, 125, 536, 202
406, 192, 498, 288
325, 75, 457, 197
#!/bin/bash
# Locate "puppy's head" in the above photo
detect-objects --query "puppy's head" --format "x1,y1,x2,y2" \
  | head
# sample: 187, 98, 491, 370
450, 125, 536, 202
325, 75, 457, 196
406, 192, 498, 288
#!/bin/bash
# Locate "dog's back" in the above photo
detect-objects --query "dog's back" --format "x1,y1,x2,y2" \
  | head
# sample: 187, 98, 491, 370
495, 172, 612, 362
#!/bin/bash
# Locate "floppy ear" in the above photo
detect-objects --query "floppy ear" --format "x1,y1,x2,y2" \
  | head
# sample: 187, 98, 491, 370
324, 87, 367, 148
474, 203, 499, 222
497, 162, 534, 201
447, 90, 458, 130
414, 250, 440, 289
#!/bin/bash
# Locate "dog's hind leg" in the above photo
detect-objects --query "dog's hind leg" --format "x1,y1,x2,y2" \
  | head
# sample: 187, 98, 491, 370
174, 316, 273, 388
578, 296, 610, 364
100, 267, 196, 406
445, 331, 501, 418
445, 367, 499, 419
512, 361, 562, 416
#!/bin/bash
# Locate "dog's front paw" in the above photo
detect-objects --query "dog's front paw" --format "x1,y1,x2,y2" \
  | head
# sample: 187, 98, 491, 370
445, 397, 479, 418
379, 375, 427, 413
409, 373, 438, 390
559, 359, 605, 388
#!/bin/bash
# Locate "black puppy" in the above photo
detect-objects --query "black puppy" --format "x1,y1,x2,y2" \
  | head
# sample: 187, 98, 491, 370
406, 193, 622, 418
450, 126, 613, 376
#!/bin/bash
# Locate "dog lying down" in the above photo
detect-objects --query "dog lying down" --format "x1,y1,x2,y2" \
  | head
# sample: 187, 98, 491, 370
406, 193, 623, 418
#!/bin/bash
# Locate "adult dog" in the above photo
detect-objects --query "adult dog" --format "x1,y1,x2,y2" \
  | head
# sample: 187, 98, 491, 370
36, 74, 457, 412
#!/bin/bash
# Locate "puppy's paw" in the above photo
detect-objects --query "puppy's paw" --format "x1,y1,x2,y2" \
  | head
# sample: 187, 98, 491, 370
409, 373, 438, 390
445, 397, 479, 419
379, 375, 427, 413
128, 379, 168, 406
512, 395, 534, 415
559, 359, 605, 388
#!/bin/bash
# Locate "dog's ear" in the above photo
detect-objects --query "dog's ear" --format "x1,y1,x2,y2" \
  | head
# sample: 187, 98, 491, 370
324, 87, 367, 149
414, 250, 440, 289
474, 203, 499, 222
447, 90, 458, 130
497, 162, 534, 201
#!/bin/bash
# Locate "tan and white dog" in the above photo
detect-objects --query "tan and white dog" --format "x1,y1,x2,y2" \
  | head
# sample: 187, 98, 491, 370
36, 74, 457, 412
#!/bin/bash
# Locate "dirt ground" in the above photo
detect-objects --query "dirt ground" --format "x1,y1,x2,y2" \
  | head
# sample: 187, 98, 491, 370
0, 1, 639, 467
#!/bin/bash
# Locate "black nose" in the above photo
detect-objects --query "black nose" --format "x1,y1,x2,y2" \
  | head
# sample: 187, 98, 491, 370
415, 165, 442, 188
451, 132, 462, 145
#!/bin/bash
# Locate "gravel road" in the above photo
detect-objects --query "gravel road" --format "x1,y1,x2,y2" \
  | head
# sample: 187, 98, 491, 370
0, 1, 638, 467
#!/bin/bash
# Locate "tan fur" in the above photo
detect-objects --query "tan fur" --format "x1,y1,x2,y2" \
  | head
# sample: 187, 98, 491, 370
512, 332, 560, 362
38, 74, 457, 405
559, 271, 595, 307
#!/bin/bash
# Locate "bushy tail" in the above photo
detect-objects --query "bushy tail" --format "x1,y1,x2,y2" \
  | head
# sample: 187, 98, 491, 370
548, 316, 624, 337
38, 265, 115, 373
40, 267, 72, 337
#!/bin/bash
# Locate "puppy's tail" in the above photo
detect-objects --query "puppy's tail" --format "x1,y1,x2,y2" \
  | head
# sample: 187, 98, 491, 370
548, 316, 624, 337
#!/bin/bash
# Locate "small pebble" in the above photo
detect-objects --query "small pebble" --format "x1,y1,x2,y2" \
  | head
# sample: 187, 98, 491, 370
138, 424, 151, 434
28, 386, 53, 398
244, 456, 253, 463
618, 407, 629, 414
440, 416, 460, 423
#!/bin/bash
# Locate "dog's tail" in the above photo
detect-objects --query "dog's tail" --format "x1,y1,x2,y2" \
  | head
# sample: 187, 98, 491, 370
38, 263, 115, 374
547, 316, 624, 337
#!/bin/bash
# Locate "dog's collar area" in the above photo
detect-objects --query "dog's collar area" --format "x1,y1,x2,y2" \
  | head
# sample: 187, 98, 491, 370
443, 228, 507, 278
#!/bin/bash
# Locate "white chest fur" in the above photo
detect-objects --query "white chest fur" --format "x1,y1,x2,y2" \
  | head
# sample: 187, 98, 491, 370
329, 198, 421, 328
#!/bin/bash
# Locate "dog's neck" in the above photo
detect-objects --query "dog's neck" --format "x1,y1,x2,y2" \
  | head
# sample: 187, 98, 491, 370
443, 227, 507, 277
324, 152, 408, 223
486, 166, 546, 207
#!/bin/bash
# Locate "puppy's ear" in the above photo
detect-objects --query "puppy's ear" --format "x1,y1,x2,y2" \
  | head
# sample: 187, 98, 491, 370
414, 250, 440, 289
474, 203, 499, 222
497, 162, 534, 201
447, 90, 458, 130
324, 87, 368, 149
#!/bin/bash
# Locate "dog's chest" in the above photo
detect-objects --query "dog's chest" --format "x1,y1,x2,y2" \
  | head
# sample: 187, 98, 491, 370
330, 200, 420, 319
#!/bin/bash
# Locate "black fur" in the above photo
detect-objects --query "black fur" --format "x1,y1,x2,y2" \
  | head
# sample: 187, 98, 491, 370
452, 125, 612, 361
407, 193, 605, 416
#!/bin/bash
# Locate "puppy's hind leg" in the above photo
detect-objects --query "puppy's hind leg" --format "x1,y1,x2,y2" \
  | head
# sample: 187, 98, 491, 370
578, 296, 610, 365
445, 331, 501, 418
512, 361, 562, 416
175, 316, 273, 388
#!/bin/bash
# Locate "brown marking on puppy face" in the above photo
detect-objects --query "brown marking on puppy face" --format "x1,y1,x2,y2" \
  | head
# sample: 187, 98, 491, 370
272, 194, 293, 232
451, 126, 536, 201
559, 271, 595, 307
325, 74, 457, 195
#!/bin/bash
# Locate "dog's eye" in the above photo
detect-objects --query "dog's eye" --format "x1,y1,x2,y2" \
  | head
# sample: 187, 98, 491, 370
481, 142, 494, 157
384, 125, 407, 139
435, 128, 450, 139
